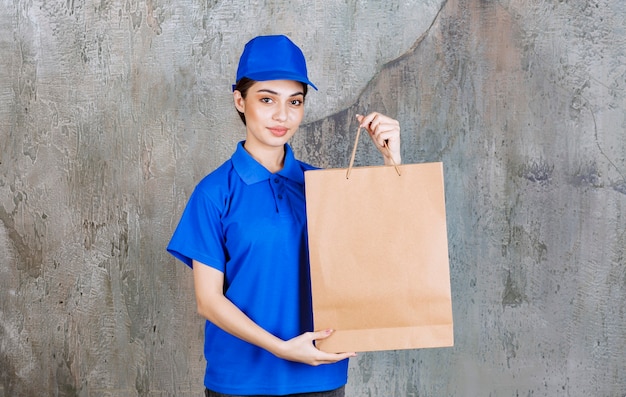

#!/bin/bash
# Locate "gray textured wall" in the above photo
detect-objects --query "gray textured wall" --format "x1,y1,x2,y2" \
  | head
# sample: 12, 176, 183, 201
1, 0, 625, 396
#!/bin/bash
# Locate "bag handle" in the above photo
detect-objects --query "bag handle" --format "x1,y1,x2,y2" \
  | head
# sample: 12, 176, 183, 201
346, 126, 401, 179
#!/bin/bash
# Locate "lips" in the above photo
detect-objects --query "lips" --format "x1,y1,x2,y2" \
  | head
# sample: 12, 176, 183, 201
268, 127, 289, 137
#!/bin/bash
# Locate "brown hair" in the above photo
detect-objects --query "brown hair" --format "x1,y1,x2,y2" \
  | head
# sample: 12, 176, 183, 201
233, 77, 308, 125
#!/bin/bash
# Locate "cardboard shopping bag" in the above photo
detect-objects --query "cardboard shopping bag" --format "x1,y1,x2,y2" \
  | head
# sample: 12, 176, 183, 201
304, 127, 453, 353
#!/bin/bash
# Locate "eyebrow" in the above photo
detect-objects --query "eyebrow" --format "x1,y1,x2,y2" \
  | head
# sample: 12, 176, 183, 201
256, 88, 305, 97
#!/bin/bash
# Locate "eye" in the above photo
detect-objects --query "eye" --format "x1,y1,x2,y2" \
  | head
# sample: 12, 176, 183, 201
290, 99, 303, 106
260, 97, 273, 104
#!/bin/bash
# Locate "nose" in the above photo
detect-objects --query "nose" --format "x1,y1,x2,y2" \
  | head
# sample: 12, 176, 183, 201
273, 102, 288, 122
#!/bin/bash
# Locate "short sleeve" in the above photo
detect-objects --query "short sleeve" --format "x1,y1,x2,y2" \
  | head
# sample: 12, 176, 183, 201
166, 186, 227, 271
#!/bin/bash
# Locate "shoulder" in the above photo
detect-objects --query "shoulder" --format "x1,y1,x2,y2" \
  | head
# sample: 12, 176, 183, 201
296, 158, 319, 172
283, 143, 320, 174
298, 160, 319, 171
192, 159, 236, 204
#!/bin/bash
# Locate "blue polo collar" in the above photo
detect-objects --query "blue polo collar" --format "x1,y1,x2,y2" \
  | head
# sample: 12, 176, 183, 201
232, 141, 305, 185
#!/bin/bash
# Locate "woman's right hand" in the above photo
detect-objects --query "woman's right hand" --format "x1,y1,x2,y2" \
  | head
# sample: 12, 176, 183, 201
274, 329, 356, 366
193, 260, 355, 367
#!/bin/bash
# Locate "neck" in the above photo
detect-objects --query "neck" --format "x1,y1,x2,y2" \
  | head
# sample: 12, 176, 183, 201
243, 142, 286, 173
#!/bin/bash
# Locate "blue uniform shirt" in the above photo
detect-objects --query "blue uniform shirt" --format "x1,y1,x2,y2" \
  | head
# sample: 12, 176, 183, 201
167, 142, 349, 395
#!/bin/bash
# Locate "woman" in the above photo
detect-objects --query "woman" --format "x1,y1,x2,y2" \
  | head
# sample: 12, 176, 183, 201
167, 35, 401, 397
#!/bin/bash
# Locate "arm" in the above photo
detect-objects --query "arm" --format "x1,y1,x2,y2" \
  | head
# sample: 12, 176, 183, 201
356, 112, 402, 165
192, 259, 356, 366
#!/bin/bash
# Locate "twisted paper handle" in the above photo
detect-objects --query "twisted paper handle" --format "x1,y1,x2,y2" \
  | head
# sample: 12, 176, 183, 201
346, 126, 401, 179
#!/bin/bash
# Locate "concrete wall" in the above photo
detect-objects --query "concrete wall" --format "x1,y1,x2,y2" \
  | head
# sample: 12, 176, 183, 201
1, 0, 625, 396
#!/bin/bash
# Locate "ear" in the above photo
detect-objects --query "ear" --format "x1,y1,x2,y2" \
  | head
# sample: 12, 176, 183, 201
233, 90, 245, 113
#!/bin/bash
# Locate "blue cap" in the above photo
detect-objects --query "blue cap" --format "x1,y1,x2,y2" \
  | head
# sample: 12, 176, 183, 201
234, 35, 317, 91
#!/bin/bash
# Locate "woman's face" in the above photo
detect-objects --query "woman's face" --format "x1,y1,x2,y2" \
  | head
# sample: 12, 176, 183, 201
233, 79, 305, 151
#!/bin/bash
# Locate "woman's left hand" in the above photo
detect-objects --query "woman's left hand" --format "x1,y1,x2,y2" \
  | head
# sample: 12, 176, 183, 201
356, 112, 401, 165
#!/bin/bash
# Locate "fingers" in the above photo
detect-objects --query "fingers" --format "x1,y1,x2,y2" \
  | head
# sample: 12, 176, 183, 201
282, 330, 355, 366
310, 328, 334, 340
309, 329, 357, 364
356, 113, 399, 144
313, 351, 357, 365
356, 112, 402, 165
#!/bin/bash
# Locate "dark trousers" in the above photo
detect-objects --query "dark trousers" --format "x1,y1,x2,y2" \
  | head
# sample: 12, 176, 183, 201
205, 385, 345, 397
